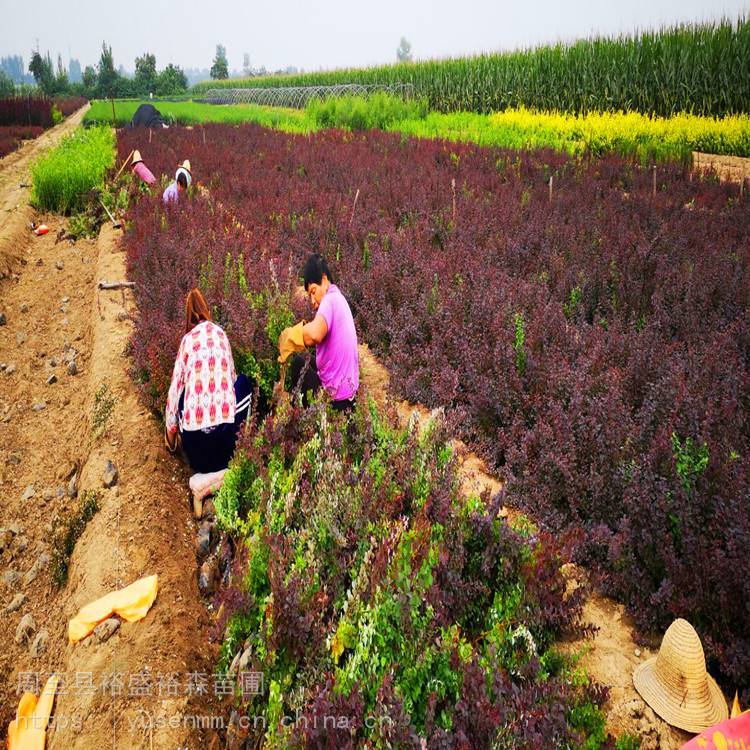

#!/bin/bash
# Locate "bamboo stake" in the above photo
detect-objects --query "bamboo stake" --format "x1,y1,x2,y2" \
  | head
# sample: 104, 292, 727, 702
451, 178, 456, 224
148, 128, 152, 144
202, 127, 206, 145
548, 176, 553, 204
113, 150, 134, 181
98, 280, 135, 290
349, 188, 360, 227
652, 165, 657, 198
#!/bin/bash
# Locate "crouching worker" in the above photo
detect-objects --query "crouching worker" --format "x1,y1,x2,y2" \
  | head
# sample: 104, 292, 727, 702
164, 289, 251, 494
277, 253, 359, 412
131, 150, 156, 185
163, 159, 191, 205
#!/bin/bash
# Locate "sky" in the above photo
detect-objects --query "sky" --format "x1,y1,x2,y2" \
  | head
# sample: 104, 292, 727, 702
1, 0, 747, 75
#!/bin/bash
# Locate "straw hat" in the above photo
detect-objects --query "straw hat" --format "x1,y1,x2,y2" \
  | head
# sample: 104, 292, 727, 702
132, 150, 143, 165
179, 159, 191, 175
633, 619, 727, 733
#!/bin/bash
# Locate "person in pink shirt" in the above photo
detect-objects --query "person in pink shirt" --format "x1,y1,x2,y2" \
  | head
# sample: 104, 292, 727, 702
131, 150, 156, 185
278, 253, 359, 412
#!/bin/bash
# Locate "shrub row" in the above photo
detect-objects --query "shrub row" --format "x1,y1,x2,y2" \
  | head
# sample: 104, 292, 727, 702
0, 124, 44, 158
0, 95, 87, 127
118, 124, 750, 691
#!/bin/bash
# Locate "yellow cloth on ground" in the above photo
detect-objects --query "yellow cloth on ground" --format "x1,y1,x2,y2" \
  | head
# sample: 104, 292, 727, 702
278, 322, 305, 364
7, 674, 59, 749
68, 574, 159, 645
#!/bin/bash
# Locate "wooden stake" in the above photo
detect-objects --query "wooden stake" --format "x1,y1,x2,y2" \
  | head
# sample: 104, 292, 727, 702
451, 178, 456, 224
98, 280, 135, 290
148, 128, 152, 144
110, 92, 116, 125
652, 165, 657, 198
202, 127, 206, 145
349, 188, 360, 227
548, 176, 553, 204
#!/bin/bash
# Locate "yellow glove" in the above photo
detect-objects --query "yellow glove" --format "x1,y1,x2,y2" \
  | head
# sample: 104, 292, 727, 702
278, 321, 306, 364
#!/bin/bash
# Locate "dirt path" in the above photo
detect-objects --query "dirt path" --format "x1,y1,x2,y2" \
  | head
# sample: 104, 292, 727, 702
358, 343, 689, 750
0, 105, 89, 278
0, 212, 227, 743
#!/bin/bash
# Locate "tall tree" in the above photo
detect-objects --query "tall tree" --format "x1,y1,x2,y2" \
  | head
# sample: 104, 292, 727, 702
210, 44, 229, 79
55, 53, 69, 93
156, 63, 188, 95
97, 42, 118, 96
396, 37, 413, 62
82, 65, 97, 92
134, 52, 157, 95
29, 51, 55, 95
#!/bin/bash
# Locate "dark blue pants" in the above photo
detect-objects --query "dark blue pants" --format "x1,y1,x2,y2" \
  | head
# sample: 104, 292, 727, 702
178, 374, 251, 473
289, 353, 356, 413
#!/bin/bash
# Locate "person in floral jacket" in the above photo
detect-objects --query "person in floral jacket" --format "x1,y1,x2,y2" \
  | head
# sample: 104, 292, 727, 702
164, 288, 251, 473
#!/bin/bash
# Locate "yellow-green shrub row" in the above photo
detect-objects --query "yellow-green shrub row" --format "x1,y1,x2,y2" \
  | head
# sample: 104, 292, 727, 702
31, 126, 115, 213
392, 108, 750, 162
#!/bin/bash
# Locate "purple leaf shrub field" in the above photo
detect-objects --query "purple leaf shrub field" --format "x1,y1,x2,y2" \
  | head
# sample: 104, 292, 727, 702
0, 125, 44, 158
119, 123, 750, 687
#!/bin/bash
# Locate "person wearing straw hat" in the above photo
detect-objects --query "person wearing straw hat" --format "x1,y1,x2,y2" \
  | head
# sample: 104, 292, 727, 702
633, 618, 728, 734
163, 159, 192, 205
131, 150, 156, 186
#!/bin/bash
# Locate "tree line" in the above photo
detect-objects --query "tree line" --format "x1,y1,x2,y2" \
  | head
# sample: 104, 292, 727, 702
0, 43, 189, 99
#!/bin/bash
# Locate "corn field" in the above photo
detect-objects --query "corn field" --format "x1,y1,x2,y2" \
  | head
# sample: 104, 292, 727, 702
193, 17, 750, 117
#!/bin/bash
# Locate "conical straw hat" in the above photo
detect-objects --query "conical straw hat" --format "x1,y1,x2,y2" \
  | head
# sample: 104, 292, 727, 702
132, 150, 143, 165
180, 159, 191, 175
633, 619, 727, 733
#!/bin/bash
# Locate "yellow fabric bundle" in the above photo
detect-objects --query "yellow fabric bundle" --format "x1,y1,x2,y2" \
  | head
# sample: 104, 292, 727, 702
68, 574, 159, 645
7, 674, 58, 749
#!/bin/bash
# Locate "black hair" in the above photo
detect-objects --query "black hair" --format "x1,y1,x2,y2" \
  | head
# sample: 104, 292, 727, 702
177, 172, 188, 189
303, 253, 333, 290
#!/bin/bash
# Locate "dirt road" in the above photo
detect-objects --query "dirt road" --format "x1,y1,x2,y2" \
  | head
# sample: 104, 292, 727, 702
0, 120, 228, 748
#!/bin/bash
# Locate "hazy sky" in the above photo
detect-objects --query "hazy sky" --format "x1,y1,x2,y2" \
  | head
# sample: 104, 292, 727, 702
1, 0, 747, 74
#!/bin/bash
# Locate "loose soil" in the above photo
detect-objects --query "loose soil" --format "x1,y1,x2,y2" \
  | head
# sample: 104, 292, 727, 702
0, 105, 89, 278
0, 131, 229, 747
358, 344, 690, 750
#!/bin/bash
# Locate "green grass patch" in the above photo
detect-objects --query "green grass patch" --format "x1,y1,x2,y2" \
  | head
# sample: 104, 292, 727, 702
84, 99, 311, 132
306, 92, 428, 130
30, 125, 115, 213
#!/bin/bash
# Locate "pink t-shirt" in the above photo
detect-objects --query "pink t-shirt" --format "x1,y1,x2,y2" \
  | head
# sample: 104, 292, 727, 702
316, 284, 359, 401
